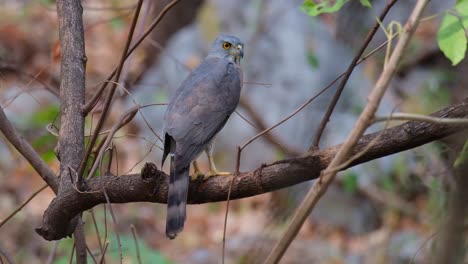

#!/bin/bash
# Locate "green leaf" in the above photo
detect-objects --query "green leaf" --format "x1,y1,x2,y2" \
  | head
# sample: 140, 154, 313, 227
307, 52, 320, 68
110, 17, 125, 30
454, 140, 468, 167
342, 171, 358, 193
301, 0, 349, 16
437, 13, 467, 65
359, 0, 372, 8
456, 0, 468, 15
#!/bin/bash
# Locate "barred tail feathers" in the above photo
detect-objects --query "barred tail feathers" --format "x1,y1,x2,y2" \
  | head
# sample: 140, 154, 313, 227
166, 155, 189, 239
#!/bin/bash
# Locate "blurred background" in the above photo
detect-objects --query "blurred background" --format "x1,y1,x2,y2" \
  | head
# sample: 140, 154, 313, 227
0, 0, 467, 263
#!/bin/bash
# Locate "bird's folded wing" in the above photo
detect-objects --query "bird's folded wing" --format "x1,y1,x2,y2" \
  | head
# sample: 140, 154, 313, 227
164, 57, 241, 167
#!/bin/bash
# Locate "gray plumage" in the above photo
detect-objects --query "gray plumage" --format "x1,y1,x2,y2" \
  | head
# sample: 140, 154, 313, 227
162, 34, 244, 239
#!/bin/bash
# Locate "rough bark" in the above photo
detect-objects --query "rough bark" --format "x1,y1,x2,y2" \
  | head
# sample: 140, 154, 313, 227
36, 98, 468, 241
52, 0, 87, 262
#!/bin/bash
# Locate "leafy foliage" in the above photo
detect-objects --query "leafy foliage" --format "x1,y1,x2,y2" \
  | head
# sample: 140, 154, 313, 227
301, 0, 371, 17
437, 0, 468, 65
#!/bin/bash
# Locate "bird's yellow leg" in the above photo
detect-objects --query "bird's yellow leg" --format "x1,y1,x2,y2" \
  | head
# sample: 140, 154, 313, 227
206, 151, 231, 177
191, 160, 204, 180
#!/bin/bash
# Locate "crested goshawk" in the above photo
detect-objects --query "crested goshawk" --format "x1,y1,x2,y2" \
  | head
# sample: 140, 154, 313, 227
161, 35, 244, 239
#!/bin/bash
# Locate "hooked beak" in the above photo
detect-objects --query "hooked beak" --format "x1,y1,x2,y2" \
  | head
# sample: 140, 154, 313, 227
237, 44, 244, 58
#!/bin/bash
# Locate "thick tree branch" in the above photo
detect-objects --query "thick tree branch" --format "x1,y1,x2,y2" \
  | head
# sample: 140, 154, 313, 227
36, 98, 468, 241
55, 0, 87, 262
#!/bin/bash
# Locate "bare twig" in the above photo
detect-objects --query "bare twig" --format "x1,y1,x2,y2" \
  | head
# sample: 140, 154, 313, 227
0, 62, 59, 97
82, 0, 180, 114
264, 1, 429, 262
103, 191, 122, 264
45, 241, 59, 264
373, 112, 468, 124
1, 69, 43, 109
77, 0, 143, 180
68, 242, 75, 264
222, 146, 242, 264
238, 36, 393, 157
98, 241, 110, 264
86, 246, 98, 264
87, 106, 139, 178
90, 210, 104, 257
239, 98, 302, 156
0, 107, 58, 191
130, 225, 142, 264
311, 0, 398, 150
0, 184, 48, 229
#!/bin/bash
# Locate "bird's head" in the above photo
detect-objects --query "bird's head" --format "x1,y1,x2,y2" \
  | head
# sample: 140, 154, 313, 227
209, 34, 244, 64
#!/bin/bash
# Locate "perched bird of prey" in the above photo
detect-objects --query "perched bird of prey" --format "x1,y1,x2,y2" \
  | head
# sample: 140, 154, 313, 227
161, 34, 244, 239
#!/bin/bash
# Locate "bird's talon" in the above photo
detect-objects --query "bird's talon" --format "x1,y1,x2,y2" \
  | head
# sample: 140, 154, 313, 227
190, 172, 204, 181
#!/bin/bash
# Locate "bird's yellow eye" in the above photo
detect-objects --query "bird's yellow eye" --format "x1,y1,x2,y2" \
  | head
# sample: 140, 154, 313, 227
222, 42, 231, 50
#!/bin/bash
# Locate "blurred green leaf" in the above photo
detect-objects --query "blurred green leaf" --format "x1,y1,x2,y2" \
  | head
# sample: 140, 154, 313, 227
307, 52, 320, 69
427, 177, 446, 222
155, 90, 169, 103
437, 12, 467, 65
30, 105, 59, 127
40, 0, 55, 6
359, 0, 372, 8
342, 171, 358, 193
110, 17, 125, 30
275, 149, 286, 160
454, 139, 468, 167
381, 175, 394, 192
393, 155, 407, 177
32, 134, 54, 149
456, 0, 468, 16
301, 0, 349, 16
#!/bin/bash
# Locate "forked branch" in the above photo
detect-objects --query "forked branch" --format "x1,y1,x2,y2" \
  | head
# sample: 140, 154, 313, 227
36, 98, 468, 241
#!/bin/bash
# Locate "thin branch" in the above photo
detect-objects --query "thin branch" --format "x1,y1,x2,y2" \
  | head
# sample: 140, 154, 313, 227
130, 225, 142, 264
0, 184, 48, 229
35, 98, 468, 241
68, 243, 75, 264
239, 98, 302, 156
222, 149, 241, 264
77, 0, 143, 180
374, 112, 468, 124
0, 61, 60, 97
87, 106, 139, 178
45, 241, 59, 264
98, 242, 109, 264
82, 0, 180, 114
86, 246, 98, 264
239, 35, 393, 155
90, 210, 104, 257
311, 0, 398, 150
104, 191, 122, 264
264, 1, 429, 262
0, 100, 58, 192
